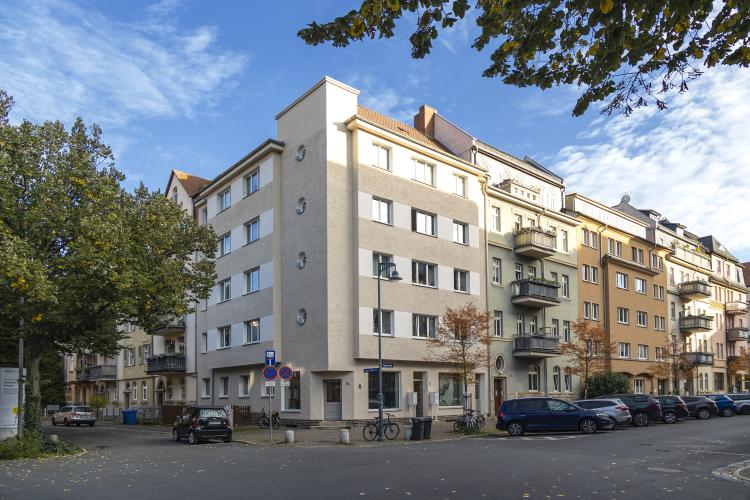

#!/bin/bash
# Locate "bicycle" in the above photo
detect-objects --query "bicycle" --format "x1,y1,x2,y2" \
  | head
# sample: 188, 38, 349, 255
256, 407, 280, 429
471, 409, 486, 429
362, 412, 400, 441
453, 410, 480, 433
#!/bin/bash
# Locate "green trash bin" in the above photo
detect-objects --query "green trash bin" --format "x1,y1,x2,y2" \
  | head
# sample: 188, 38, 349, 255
122, 409, 137, 425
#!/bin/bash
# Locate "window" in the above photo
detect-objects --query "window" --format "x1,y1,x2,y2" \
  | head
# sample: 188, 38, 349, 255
493, 311, 503, 336
654, 316, 666, 331
219, 233, 231, 257
583, 301, 592, 319
142, 344, 150, 362
201, 378, 211, 398
217, 188, 231, 211
582, 228, 590, 247
452, 221, 468, 245
373, 309, 393, 336
515, 263, 523, 281
412, 260, 437, 287
636, 310, 648, 327
563, 321, 571, 342
246, 218, 259, 244
239, 375, 250, 398
514, 214, 523, 232
617, 307, 630, 324
550, 271, 558, 283
655, 347, 665, 361
245, 319, 260, 344
632, 247, 644, 264
373, 143, 390, 170
283, 371, 301, 410
218, 377, 229, 398
616, 272, 628, 289
246, 267, 260, 293
438, 373, 463, 406
491, 206, 501, 232
245, 169, 260, 196
411, 209, 436, 236
653, 284, 664, 300
619, 342, 631, 358
608, 238, 622, 256
454, 269, 469, 293
592, 303, 600, 321
516, 314, 524, 334
491, 258, 502, 285
201, 332, 208, 353
528, 315, 537, 333
582, 264, 590, 282
368, 371, 399, 409
528, 365, 540, 391
638, 344, 648, 360
564, 372, 572, 392
591, 266, 599, 284
635, 277, 647, 294
372, 253, 393, 278
218, 278, 231, 302
218, 326, 231, 348
634, 378, 645, 394
561, 275, 570, 298
553, 366, 561, 392
560, 230, 569, 252
200, 207, 208, 225
171, 186, 178, 202
453, 174, 467, 197
141, 381, 148, 401
715, 373, 725, 391
552, 319, 559, 337
413, 159, 434, 185
412, 314, 437, 338
372, 197, 392, 225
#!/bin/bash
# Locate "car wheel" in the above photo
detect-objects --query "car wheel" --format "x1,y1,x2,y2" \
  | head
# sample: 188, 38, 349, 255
608, 416, 617, 428
721, 407, 734, 417
663, 411, 677, 424
188, 431, 197, 445
507, 422, 525, 437
173, 429, 181, 442
223, 435, 232, 443
580, 418, 597, 434
633, 412, 649, 427
697, 408, 711, 420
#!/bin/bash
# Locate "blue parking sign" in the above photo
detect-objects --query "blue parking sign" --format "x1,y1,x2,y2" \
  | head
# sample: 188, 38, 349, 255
265, 350, 276, 366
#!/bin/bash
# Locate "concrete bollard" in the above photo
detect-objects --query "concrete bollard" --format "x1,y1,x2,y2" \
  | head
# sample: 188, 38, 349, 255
284, 430, 294, 444
339, 429, 350, 444
48, 434, 59, 443
404, 428, 412, 441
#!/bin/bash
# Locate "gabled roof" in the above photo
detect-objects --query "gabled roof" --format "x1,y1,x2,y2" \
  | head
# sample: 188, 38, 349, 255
167, 170, 210, 197
356, 105, 451, 155
698, 235, 739, 263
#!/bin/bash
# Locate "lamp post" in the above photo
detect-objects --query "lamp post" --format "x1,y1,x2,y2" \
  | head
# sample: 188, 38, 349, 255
376, 261, 401, 441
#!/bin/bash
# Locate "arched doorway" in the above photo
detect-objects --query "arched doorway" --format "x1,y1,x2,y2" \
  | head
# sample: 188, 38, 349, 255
156, 379, 165, 406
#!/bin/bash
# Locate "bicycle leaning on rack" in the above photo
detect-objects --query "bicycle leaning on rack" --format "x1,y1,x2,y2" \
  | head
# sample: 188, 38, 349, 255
454, 409, 484, 433
256, 407, 280, 429
362, 412, 400, 441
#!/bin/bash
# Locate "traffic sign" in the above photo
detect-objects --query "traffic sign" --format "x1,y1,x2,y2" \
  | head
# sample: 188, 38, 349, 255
264, 350, 276, 366
262, 365, 278, 381
363, 367, 380, 373
278, 365, 293, 381
381, 363, 394, 368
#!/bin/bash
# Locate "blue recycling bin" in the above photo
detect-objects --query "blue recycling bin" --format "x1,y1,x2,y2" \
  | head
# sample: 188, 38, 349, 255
122, 409, 137, 425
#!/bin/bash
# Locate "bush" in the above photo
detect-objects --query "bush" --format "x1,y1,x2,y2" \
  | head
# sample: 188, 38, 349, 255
587, 371, 631, 398
0, 436, 81, 460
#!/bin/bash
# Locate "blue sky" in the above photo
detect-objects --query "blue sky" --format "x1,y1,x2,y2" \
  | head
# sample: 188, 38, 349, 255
1, 0, 749, 260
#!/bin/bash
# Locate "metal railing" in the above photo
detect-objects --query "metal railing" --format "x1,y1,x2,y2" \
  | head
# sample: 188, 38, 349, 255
679, 314, 713, 330
726, 301, 749, 315
146, 354, 186, 373
727, 327, 750, 342
512, 279, 560, 302
514, 226, 556, 252
672, 246, 712, 271
513, 334, 561, 354
678, 280, 711, 297
88, 365, 117, 380
683, 352, 714, 366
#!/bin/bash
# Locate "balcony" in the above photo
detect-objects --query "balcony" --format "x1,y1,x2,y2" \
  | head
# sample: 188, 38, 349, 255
726, 301, 748, 316
74, 369, 89, 382
146, 354, 186, 374
89, 365, 117, 380
150, 316, 186, 336
727, 327, 750, 342
511, 278, 560, 308
683, 352, 714, 366
672, 246, 712, 271
679, 314, 713, 333
513, 333, 561, 358
513, 227, 557, 259
678, 280, 711, 300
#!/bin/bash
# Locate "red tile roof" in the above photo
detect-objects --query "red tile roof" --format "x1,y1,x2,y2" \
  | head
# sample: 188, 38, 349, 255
356, 105, 450, 154
173, 170, 210, 197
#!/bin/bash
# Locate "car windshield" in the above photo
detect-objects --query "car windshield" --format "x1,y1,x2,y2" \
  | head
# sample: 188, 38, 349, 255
199, 409, 227, 418
76, 407, 94, 412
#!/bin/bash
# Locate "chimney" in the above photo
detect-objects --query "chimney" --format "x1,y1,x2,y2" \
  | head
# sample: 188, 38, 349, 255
414, 105, 437, 137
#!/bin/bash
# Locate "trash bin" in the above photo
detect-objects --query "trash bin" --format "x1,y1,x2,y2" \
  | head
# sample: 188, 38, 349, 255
122, 409, 137, 425
422, 417, 433, 439
410, 417, 424, 441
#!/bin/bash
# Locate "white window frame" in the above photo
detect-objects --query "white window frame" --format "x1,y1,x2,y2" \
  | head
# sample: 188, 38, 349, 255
591, 267, 599, 284
239, 375, 251, 398
638, 344, 648, 360
245, 319, 260, 344
245, 169, 260, 196
619, 342, 631, 359
412, 314, 437, 338
491, 258, 502, 285
201, 332, 208, 353
217, 188, 231, 212
218, 326, 231, 349
491, 206, 501, 232
218, 278, 231, 303
452, 221, 468, 245
635, 277, 647, 294
560, 230, 569, 252
201, 378, 211, 398
142, 381, 148, 401
412, 209, 436, 236
616, 272, 628, 289
617, 307, 630, 324
372, 197, 392, 225
582, 264, 590, 282
372, 253, 394, 278
453, 174, 467, 197
494, 310, 503, 337
246, 267, 260, 294
219, 233, 231, 257
413, 159, 434, 186
373, 143, 390, 171
636, 311, 648, 327
454, 269, 469, 293
373, 309, 394, 336
218, 377, 229, 399
561, 275, 570, 298
412, 260, 437, 287
563, 321, 571, 342
246, 218, 260, 244
592, 303, 600, 321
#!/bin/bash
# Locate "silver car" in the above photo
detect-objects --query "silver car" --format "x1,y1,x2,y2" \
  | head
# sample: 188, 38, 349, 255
52, 405, 96, 427
728, 394, 750, 415
574, 399, 632, 427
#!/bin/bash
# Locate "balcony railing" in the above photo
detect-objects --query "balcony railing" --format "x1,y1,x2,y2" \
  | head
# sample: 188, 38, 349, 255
678, 280, 711, 299
511, 278, 560, 308
74, 369, 89, 382
150, 315, 186, 336
679, 314, 713, 332
513, 227, 557, 259
726, 301, 748, 315
672, 246, 712, 271
513, 333, 561, 357
683, 352, 714, 366
727, 327, 750, 342
146, 354, 186, 374
89, 365, 117, 380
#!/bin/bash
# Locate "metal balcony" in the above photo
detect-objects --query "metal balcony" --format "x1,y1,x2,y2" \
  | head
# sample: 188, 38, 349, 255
150, 316, 186, 336
683, 352, 714, 366
513, 333, 561, 358
678, 280, 711, 300
513, 227, 557, 259
679, 314, 713, 333
88, 365, 117, 380
146, 354, 186, 374
74, 369, 90, 382
726, 301, 748, 316
727, 327, 750, 342
511, 278, 560, 308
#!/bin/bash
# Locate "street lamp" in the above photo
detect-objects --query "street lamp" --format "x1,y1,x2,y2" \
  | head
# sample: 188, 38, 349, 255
376, 261, 401, 441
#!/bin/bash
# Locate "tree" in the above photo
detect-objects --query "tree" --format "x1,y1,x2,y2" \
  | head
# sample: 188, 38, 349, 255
0, 90, 217, 439
728, 346, 750, 392
649, 336, 693, 394
299, 1, 750, 116
427, 304, 491, 412
587, 370, 631, 398
560, 319, 614, 398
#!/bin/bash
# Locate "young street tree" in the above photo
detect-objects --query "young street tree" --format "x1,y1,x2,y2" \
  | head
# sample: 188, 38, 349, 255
0, 90, 217, 437
560, 319, 615, 398
427, 304, 491, 412
728, 346, 750, 392
299, 1, 750, 116
649, 335, 693, 394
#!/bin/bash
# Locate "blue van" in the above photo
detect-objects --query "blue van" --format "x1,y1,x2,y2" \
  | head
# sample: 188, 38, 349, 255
496, 397, 612, 436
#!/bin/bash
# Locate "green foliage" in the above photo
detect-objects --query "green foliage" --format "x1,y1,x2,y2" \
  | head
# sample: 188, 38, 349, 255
299, 1, 750, 116
22, 390, 42, 440
586, 371, 631, 398
88, 393, 109, 411
0, 435, 81, 460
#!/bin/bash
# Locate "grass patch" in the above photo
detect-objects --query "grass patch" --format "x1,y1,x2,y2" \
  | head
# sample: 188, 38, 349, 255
0, 436, 82, 460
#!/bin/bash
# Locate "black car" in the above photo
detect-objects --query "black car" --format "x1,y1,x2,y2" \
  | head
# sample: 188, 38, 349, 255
173, 406, 232, 445
597, 394, 662, 427
682, 396, 718, 419
657, 395, 689, 423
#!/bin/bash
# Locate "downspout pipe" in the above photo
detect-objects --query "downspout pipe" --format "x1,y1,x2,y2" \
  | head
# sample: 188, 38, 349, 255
480, 170, 492, 416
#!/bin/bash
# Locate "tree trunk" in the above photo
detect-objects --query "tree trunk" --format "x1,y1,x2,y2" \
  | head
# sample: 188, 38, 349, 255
23, 353, 42, 439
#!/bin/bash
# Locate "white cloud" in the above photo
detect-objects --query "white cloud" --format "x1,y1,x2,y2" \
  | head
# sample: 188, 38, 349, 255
553, 67, 750, 260
345, 74, 418, 123
0, 0, 246, 129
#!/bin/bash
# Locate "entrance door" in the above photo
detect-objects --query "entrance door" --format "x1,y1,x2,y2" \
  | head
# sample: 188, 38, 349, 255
494, 378, 505, 415
323, 380, 342, 421
413, 373, 424, 417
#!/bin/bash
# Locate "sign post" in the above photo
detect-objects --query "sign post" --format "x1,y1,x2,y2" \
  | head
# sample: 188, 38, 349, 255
262, 364, 278, 446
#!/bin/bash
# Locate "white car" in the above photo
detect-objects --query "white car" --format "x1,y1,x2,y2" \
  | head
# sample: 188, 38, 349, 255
52, 405, 96, 427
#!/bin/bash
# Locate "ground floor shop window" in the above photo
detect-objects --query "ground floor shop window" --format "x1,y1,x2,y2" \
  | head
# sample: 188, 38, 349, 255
283, 371, 301, 410
438, 373, 462, 406
368, 372, 399, 409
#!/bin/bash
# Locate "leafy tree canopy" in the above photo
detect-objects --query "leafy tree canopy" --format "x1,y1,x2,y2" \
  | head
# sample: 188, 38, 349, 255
299, 1, 750, 116
587, 370, 631, 398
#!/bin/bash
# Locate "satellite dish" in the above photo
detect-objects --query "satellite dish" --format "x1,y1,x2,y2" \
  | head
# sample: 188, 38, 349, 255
622, 193, 631, 204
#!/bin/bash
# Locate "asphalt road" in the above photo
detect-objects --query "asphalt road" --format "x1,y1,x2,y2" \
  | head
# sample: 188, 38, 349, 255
1, 416, 750, 499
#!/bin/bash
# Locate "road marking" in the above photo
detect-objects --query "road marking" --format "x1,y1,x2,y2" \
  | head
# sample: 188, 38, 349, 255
712, 458, 750, 483
647, 467, 682, 473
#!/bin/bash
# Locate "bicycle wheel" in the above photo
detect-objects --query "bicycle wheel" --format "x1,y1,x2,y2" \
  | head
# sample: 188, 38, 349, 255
257, 415, 268, 428
467, 419, 478, 434
272, 416, 280, 429
385, 422, 400, 440
477, 415, 486, 429
363, 422, 378, 441
453, 419, 463, 433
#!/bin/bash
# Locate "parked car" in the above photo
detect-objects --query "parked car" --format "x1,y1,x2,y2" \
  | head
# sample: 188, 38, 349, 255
51, 406, 96, 427
496, 397, 613, 436
727, 394, 750, 415
682, 396, 718, 419
573, 399, 632, 427
704, 394, 737, 417
596, 394, 662, 427
173, 406, 232, 445
656, 395, 689, 423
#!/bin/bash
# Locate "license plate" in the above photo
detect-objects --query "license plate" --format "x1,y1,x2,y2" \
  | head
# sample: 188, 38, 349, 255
208, 421, 221, 426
